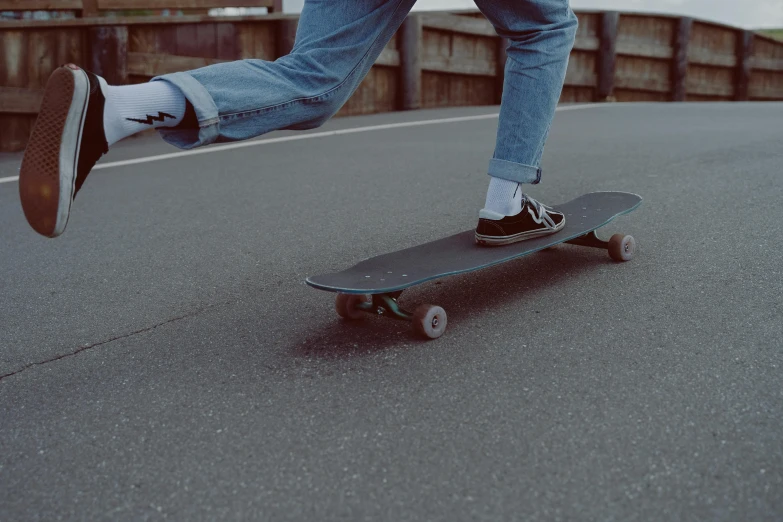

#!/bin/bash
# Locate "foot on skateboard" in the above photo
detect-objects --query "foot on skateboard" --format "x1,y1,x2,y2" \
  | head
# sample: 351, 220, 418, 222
308, 192, 642, 340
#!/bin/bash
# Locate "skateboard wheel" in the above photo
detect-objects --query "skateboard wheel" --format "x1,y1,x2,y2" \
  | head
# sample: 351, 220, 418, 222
335, 293, 371, 320
608, 234, 636, 262
412, 304, 448, 340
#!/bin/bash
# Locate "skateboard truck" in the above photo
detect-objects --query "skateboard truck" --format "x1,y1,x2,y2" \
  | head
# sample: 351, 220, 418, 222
565, 230, 608, 249
335, 291, 447, 339
566, 231, 637, 262
358, 293, 411, 321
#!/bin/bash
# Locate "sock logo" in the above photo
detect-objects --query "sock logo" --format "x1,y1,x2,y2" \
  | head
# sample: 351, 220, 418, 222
126, 112, 176, 125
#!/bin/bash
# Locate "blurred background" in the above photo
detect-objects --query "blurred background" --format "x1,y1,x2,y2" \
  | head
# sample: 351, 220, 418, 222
0, 0, 783, 152
0, 1, 781, 151
2, 0, 783, 31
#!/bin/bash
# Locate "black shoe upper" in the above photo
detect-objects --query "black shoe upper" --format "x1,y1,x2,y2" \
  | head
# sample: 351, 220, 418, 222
75, 70, 109, 196
476, 196, 565, 238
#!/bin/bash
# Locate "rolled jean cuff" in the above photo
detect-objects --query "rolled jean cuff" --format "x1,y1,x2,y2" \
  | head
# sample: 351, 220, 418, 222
488, 158, 541, 185
151, 72, 221, 150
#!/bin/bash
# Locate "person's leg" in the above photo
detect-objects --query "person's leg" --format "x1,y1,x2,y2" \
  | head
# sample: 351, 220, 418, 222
473, 0, 577, 246
19, 0, 416, 238
155, 0, 416, 148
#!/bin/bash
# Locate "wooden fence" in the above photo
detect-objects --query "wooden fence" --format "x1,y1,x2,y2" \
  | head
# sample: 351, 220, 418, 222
0, 0, 280, 17
1, 9, 782, 151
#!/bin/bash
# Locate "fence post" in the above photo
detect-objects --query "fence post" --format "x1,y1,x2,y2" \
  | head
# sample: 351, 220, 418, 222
400, 14, 422, 111
597, 11, 619, 102
671, 17, 692, 101
495, 37, 508, 105
89, 26, 128, 86
735, 30, 753, 101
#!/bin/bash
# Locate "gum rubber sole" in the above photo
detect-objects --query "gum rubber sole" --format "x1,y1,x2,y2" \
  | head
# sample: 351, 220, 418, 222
19, 65, 89, 237
474, 220, 566, 246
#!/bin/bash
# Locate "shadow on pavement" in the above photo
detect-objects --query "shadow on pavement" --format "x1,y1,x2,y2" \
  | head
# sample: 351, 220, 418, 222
287, 245, 620, 360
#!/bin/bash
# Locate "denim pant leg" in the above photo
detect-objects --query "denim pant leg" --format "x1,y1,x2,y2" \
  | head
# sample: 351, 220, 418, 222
475, 0, 578, 184
152, 0, 416, 149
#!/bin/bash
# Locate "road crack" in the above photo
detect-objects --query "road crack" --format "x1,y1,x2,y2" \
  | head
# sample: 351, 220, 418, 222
0, 304, 218, 382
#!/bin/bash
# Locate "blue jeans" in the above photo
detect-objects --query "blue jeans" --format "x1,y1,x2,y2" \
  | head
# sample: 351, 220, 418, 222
154, 0, 577, 185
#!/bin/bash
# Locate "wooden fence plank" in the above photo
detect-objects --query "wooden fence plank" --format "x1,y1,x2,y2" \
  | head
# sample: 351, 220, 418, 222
688, 22, 737, 69
251, 23, 276, 60
0, 30, 28, 87
376, 48, 400, 68
236, 23, 255, 59
615, 41, 672, 59
26, 30, 57, 89
157, 24, 178, 55
56, 28, 85, 67
751, 35, 783, 72
751, 57, 783, 72
749, 71, 783, 100
564, 54, 598, 87
129, 25, 156, 53
421, 55, 495, 77
275, 18, 297, 57
420, 71, 494, 108
80, 0, 99, 17
0, 30, 34, 153
420, 14, 496, 38
0, 0, 275, 9
0, 86, 43, 113
573, 35, 600, 52
127, 51, 226, 77
0, 0, 82, 9
686, 64, 735, 97
616, 54, 671, 93
615, 74, 670, 92
89, 26, 128, 84
195, 23, 218, 59
96, 0, 273, 8
687, 49, 736, 67
215, 23, 237, 60
175, 24, 199, 56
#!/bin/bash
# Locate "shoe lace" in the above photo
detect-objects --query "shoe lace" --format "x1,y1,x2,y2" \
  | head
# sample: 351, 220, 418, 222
524, 194, 556, 230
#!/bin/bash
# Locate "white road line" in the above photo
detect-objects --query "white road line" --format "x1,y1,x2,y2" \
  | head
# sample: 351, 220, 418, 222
0, 103, 602, 185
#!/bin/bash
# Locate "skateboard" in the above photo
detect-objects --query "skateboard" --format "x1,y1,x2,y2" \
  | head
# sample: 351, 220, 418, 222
306, 191, 642, 339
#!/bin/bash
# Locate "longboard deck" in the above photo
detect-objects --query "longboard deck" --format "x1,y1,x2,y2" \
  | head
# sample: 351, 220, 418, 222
307, 191, 642, 295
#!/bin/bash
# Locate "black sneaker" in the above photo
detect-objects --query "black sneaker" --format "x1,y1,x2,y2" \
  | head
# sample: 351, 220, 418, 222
475, 195, 566, 246
19, 64, 108, 238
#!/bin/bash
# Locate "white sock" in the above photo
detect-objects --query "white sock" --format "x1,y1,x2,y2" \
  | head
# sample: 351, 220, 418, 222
483, 176, 524, 217
101, 80, 187, 146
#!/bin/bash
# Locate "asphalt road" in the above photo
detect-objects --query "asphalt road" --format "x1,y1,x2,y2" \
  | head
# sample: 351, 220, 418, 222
1, 103, 781, 521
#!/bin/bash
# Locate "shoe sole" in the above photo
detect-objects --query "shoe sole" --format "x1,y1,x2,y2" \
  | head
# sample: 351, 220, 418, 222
475, 219, 566, 246
19, 65, 90, 238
